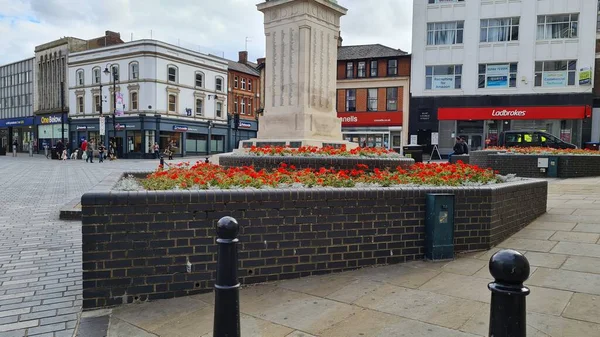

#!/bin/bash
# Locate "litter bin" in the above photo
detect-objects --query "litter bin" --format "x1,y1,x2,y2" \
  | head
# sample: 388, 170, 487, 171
51, 147, 59, 160
425, 193, 455, 260
403, 145, 424, 163
585, 142, 600, 151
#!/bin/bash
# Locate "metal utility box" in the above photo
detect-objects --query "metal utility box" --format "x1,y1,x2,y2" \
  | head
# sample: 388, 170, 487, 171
547, 156, 558, 178
425, 193, 455, 260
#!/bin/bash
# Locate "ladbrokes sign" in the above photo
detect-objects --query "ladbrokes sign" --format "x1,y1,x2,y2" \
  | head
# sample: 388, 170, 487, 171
491, 109, 526, 117
438, 106, 591, 121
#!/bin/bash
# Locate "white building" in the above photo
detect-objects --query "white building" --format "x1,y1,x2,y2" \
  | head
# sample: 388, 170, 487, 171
410, 0, 597, 154
67, 40, 229, 158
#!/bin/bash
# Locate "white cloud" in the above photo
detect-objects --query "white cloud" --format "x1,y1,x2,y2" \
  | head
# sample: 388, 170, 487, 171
0, 0, 413, 65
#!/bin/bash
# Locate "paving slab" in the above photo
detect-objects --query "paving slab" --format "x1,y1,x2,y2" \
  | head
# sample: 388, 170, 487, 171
526, 221, 577, 231
528, 267, 600, 296
524, 252, 569, 269
551, 241, 600, 258
562, 293, 600, 324
572, 223, 600, 233
549, 231, 600, 243
513, 229, 557, 240
561, 256, 600, 274
497, 238, 558, 253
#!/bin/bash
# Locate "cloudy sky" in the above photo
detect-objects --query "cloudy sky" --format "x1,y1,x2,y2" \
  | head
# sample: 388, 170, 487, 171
0, 0, 413, 65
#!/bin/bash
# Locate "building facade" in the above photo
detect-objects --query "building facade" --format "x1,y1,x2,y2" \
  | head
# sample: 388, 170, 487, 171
592, 2, 600, 143
336, 44, 410, 152
34, 31, 124, 151
0, 58, 35, 153
67, 39, 229, 158
227, 51, 260, 150
411, 0, 596, 155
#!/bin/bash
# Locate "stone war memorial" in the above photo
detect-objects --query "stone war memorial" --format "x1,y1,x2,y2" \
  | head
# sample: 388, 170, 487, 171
80, 0, 547, 321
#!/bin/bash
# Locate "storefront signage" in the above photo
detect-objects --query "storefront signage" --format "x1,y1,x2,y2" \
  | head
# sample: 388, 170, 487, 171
239, 122, 252, 129
418, 111, 431, 122
579, 67, 592, 85
77, 126, 88, 130
173, 125, 189, 132
432, 76, 454, 90
438, 106, 592, 121
99, 117, 105, 136
486, 64, 509, 88
338, 112, 402, 127
115, 124, 135, 130
542, 71, 567, 87
0, 117, 34, 128
40, 115, 62, 124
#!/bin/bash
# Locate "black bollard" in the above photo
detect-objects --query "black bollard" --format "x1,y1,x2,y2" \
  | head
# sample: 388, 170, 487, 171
213, 216, 241, 337
488, 249, 531, 337
160, 156, 164, 166
205, 157, 210, 164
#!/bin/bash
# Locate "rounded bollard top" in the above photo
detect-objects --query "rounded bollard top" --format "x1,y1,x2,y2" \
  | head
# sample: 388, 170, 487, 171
216, 216, 239, 240
489, 249, 530, 285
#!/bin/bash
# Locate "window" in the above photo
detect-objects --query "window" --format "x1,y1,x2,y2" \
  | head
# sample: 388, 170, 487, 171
168, 94, 177, 112
242, 78, 246, 90
241, 98, 246, 114
358, 62, 366, 78
130, 62, 139, 80
76, 69, 84, 86
425, 65, 463, 90
537, 14, 578, 40
195, 98, 203, 116
370, 60, 378, 77
427, 21, 464, 45
478, 63, 518, 88
167, 65, 177, 82
386, 88, 398, 111
94, 95, 101, 113
429, 0, 463, 3
534, 60, 577, 87
346, 89, 356, 112
346, 62, 354, 78
92, 67, 101, 84
77, 96, 84, 114
216, 102, 223, 118
216, 77, 223, 92
195, 72, 204, 87
367, 89, 378, 111
388, 60, 398, 76
248, 79, 252, 91
234, 76, 238, 88
131, 92, 138, 110
234, 97, 238, 113
247, 99, 251, 115
480, 17, 520, 42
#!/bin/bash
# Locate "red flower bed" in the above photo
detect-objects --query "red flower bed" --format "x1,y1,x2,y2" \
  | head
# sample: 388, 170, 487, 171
487, 146, 600, 155
244, 145, 401, 157
142, 161, 499, 190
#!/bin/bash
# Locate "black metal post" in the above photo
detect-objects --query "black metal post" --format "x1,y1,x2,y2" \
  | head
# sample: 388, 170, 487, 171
207, 122, 213, 156
213, 216, 241, 337
60, 82, 65, 145
112, 71, 117, 158
488, 249, 530, 337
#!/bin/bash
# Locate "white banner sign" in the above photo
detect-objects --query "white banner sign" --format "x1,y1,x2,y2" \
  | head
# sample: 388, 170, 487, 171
431, 132, 439, 145
542, 71, 567, 87
99, 117, 106, 136
432, 76, 455, 90
410, 135, 418, 145
116, 92, 124, 116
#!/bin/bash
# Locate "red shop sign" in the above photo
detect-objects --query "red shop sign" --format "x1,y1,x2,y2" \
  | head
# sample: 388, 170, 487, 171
438, 106, 591, 121
338, 112, 403, 127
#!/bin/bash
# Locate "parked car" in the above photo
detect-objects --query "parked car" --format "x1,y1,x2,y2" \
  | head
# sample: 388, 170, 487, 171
497, 130, 577, 149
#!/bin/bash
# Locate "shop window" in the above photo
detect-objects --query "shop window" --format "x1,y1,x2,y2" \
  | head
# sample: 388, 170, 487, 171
427, 21, 464, 45
425, 65, 462, 90
196, 98, 203, 116
346, 62, 354, 78
130, 92, 138, 110
358, 62, 366, 78
367, 88, 377, 111
480, 17, 519, 42
386, 87, 398, 111
478, 63, 518, 88
387, 60, 398, 76
537, 14, 578, 40
370, 60, 378, 77
534, 60, 576, 87
145, 130, 156, 154
346, 89, 356, 112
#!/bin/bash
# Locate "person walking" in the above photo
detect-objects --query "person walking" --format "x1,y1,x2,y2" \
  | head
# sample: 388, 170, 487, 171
55, 140, 64, 161
12, 139, 17, 157
87, 140, 95, 163
98, 144, 105, 163
82, 139, 88, 162
153, 142, 160, 159
448, 137, 465, 163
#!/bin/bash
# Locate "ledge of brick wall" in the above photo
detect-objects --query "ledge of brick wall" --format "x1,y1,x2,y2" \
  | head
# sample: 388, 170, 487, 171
471, 151, 600, 178
81, 177, 547, 309
449, 155, 470, 164
220, 156, 415, 171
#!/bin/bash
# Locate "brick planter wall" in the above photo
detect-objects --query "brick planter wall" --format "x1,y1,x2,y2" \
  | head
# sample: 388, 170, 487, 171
471, 151, 600, 178
219, 155, 415, 171
449, 155, 470, 164
81, 179, 547, 309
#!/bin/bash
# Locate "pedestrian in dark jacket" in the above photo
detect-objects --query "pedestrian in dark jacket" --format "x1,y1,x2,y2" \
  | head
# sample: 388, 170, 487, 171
448, 137, 464, 162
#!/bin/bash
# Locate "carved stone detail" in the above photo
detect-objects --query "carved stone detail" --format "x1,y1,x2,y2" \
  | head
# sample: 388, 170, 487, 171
272, 31, 277, 107
289, 27, 294, 106
280, 29, 285, 107
311, 29, 317, 107
319, 30, 324, 108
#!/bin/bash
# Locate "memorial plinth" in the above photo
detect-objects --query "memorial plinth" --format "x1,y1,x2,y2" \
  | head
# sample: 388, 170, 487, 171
240, 0, 358, 149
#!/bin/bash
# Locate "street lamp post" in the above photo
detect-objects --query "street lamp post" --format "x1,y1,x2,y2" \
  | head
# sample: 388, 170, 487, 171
103, 64, 118, 158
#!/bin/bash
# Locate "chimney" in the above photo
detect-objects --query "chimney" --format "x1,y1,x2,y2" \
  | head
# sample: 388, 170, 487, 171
239, 51, 248, 64
257, 57, 266, 65
105, 30, 121, 39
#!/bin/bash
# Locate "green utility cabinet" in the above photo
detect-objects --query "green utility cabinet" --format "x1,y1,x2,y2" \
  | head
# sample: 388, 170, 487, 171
547, 156, 558, 178
425, 193, 455, 260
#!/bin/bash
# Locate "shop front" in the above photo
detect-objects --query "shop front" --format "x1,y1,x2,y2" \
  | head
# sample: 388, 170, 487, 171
159, 119, 229, 157
36, 114, 69, 152
338, 111, 403, 152
409, 93, 594, 155
0, 117, 36, 153
230, 118, 258, 151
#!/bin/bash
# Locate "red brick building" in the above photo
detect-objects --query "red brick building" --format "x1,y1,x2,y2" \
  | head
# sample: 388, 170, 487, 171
336, 44, 411, 152
228, 51, 261, 146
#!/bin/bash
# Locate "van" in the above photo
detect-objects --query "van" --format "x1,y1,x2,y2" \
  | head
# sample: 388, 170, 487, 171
497, 130, 577, 149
